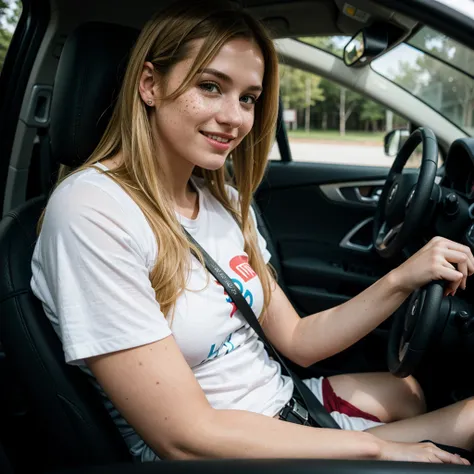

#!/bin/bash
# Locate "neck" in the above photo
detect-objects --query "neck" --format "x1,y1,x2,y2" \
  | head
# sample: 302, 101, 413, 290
162, 155, 196, 209
154, 154, 198, 220
150, 120, 197, 207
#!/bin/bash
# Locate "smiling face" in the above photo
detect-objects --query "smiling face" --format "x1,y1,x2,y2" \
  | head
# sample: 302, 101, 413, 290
140, 37, 265, 176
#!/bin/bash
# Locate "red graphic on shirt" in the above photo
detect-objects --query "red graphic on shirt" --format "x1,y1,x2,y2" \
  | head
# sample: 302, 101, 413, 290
230, 255, 257, 282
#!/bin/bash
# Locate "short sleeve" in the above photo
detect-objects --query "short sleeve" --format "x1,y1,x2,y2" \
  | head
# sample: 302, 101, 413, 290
31, 181, 171, 365
224, 184, 272, 265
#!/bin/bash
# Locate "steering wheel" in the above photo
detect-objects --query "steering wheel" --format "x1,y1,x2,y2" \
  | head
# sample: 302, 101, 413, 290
387, 281, 444, 377
373, 127, 439, 259
377, 128, 443, 377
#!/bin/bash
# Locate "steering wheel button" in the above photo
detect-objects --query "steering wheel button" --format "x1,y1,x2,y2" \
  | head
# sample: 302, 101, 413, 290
444, 193, 459, 216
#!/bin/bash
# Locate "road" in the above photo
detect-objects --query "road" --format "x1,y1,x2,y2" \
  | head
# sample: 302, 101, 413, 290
269, 141, 395, 167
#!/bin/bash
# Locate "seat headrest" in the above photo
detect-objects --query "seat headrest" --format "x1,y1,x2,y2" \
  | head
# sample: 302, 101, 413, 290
50, 22, 139, 168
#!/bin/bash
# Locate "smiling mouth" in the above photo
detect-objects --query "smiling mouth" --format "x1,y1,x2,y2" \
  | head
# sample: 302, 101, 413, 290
200, 131, 234, 144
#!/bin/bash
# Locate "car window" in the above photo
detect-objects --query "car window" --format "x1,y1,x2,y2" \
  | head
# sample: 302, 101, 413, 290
371, 26, 474, 136
297, 36, 350, 58
0, 0, 22, 75
272, 64, 416, 167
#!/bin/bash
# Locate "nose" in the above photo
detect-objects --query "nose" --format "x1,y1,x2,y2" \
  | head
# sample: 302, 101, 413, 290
215, 95, 243, 129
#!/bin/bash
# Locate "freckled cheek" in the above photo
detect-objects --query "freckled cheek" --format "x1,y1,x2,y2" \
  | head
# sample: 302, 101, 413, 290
179, 92, 216, 115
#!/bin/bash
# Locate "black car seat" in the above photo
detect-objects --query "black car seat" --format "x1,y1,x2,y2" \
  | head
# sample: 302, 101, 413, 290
0, 441, 13, 474
0, 22, 140, 469
0, 20, 290, 470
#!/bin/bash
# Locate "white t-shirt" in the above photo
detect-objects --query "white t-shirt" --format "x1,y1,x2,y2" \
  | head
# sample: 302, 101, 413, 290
30, 163, 293, 461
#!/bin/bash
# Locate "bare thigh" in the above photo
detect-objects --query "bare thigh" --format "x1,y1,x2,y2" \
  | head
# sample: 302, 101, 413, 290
327, 372, 426, 423
367, 396, 474, 451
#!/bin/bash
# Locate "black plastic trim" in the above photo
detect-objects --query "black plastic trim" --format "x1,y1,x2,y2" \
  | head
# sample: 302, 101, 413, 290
40, 459, 474, 474
0, 0, 50, 214
276, 96, 292, 162
376, 0, 474, 51
259, 161, 390, 190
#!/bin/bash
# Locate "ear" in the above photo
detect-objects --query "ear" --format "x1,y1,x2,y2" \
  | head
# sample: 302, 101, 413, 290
139, 61, 160, 107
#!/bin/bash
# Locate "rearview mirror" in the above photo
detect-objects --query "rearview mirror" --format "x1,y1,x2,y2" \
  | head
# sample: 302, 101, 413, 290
343, 32, 365, 66
384, 129, 410, 156
343, 25, 388, 67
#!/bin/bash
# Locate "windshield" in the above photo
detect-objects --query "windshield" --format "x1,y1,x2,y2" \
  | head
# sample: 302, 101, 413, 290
298, 36, 349, 58
371, 27, 474, 136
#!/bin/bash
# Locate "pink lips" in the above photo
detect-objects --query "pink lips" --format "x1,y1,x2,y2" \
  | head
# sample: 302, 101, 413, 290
201, 132, 232, 151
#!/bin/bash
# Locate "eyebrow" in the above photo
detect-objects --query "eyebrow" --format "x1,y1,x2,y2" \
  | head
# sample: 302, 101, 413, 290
198, 68, 263, 92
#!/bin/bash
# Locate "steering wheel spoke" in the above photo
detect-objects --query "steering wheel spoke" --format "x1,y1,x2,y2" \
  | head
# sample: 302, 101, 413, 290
375, 222, 403, 251
373, 127, 438, 258
388, 281, 445, 378
399, 340, 409, 361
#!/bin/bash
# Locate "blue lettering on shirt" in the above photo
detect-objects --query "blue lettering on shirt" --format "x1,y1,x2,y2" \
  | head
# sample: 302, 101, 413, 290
206, 333, 235, 361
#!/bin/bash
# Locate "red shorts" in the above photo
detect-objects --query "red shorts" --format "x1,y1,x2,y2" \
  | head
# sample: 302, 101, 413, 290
322, 378, 381, 424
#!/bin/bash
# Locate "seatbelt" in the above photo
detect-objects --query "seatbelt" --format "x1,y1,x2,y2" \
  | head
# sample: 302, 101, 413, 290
184, 229, 341, 429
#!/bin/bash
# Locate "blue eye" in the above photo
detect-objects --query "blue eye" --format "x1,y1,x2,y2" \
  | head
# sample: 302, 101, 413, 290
241, 95, 257, 105
200, 82, 220, 93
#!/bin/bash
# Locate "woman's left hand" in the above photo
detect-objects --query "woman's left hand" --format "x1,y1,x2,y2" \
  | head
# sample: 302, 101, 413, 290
392, 236, 474, 296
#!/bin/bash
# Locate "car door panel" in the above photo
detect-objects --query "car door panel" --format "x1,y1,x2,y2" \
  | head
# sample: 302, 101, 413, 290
256, 161, 396, 316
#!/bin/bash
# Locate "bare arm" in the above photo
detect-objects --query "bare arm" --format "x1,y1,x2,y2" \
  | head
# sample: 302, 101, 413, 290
262, 271, 406, 368
262, 237, 474, 368
290, 271, 407, 366
87, 335, 381, 460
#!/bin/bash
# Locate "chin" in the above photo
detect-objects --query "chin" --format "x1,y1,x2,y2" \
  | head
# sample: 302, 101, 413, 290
194, 156, 229, 171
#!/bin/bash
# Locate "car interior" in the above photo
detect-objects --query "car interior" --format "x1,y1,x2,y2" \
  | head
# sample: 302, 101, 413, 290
1, 0, 474, 473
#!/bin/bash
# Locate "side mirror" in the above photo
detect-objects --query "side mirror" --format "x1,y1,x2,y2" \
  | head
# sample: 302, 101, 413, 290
384, 129, 410, 156
343, 25, 388, 67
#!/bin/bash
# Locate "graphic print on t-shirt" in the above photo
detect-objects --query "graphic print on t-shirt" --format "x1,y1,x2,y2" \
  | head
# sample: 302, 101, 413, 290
206, 255, 257, 362
230, 255, 257, 282
215, 254, 256, 318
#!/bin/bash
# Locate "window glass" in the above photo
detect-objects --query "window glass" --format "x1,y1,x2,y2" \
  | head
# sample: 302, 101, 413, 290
272, 65, 415, 167
408, 26, 474, 77
0, 0, 22, 74
297, 36, 350, 58
372, 26, 474, 135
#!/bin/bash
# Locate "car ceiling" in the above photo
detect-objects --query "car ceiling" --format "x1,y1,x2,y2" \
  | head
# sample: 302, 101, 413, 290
51, 0, 417, 38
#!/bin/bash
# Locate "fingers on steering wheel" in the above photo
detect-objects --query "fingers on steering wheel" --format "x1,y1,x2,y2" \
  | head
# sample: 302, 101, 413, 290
440, 262, 463, 296
459, 261, 468, 290
442, 249, 471, 289
456, 245, 474, 276
445, 241, 474, 275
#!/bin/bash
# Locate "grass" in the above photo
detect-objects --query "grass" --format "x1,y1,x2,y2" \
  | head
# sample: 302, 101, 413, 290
287, 130, 385, 144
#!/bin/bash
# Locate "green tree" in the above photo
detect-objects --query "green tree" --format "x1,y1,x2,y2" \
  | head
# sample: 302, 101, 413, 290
292, 36, 400, 134
360, 100, 385, 131
318, 78, 362, 135
280, 64, 324, 131
396, 29, 474, 131
0, 0, 21, 73
301, 36, 367, 135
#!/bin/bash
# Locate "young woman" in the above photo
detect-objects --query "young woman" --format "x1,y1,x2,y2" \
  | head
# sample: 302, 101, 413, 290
31, 0, 474, 464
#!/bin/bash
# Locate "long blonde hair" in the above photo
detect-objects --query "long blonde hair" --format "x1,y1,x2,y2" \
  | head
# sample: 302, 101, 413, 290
48, 0, 279, 319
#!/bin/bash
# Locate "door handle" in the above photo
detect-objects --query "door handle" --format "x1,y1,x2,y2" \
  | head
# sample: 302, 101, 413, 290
340, 217, 374, 253
354, 187, 382, 204
320, 180, 385, 208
